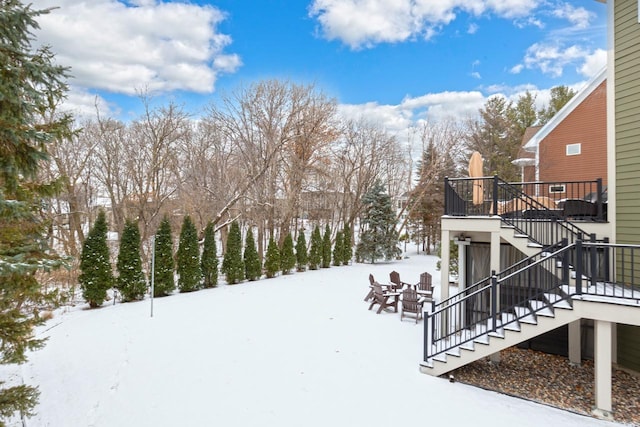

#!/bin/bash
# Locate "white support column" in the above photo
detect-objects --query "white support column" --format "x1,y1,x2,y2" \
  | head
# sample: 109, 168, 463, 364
454, 237, 471, 292
440, 229, 450, 302
593, 320, 613, 419
568, 320, 581, 365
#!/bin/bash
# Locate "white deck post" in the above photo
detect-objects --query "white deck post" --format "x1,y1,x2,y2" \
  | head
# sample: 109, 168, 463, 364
593, 320, 613, 419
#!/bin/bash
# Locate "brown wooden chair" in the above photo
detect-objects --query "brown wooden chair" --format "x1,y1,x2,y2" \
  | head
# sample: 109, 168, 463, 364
400, 288, 424, 323
416, 272, 433, 300
364, 274, 376, 301
389, 270, 411, 291
368, 282, 399, 314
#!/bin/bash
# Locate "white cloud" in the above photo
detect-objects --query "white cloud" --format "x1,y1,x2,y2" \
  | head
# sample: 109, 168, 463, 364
522, 42, 590, 77
551, 3, 594, 29
309, 0, 538, 49
31, 0, 239, 96
579, 49, 607, 78
338, 90, 486, 141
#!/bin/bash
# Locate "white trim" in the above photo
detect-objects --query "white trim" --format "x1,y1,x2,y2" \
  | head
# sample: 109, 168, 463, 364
566, 143, 582, 156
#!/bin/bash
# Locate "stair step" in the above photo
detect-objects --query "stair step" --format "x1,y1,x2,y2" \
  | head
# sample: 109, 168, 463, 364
433, 354, 447, 363
528, 243, 543, 248
460, 341, 475, 351
529, 300, 555, 317
544, 292, 573, 309
500, 313, 521, 331
474, 335, 490, 345
513, 306, 537, 324
514, 234, 529, 238
446, 348, 461, 357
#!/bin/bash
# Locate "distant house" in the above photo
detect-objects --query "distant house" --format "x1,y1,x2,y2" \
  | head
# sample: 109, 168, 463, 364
523, 68, 608, 194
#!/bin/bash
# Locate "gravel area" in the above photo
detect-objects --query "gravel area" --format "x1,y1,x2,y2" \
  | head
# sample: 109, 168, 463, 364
450, 347, 640, 426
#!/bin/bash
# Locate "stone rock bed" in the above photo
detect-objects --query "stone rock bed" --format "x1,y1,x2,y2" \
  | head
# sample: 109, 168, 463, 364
449, 347, 640, 426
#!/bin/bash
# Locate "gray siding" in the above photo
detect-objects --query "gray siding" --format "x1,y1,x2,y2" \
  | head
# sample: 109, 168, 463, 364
615, 0, 640, 373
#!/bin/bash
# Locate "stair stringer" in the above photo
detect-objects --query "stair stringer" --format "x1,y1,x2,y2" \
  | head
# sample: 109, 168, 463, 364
419, 306, 578, 377
498, 225, 544, 258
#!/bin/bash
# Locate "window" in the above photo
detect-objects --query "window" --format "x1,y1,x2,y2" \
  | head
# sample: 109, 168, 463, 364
566, 143, 581, 156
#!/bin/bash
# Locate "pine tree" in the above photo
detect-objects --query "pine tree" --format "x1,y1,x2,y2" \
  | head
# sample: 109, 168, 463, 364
243, 228, 261, 281
280, 233, 295, 275
177, 215, 201, 292
308, 225, 322, 270
342, 223, 352, 265
356, 181, 401, 263
333, 230, 344, 266
264, 237, 281, 278
116, 219, 146, 302
200, 221, 218, 288
153, 217, 175, 297
0, 1, 72, 415
222, 221, 244, 284
79, 210, 114, 307
295, 230, 308, 272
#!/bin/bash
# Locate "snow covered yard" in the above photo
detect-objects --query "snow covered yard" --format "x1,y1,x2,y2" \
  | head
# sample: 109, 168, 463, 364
19, 253, 621, 426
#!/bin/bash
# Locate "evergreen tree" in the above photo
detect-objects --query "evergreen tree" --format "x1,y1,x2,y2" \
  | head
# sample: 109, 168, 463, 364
342, 223, 352, 265
153, 217, 175, 297
321, 224, 332, 268
356, 181, 401, 263
538, 85, 576, 125
280, 233, 295, 275
0, 1, 72, 417
200, 221, 218, 288
308, 225, 322, 270
222, 221, 244, 284
177, 215, 201, 292
295, 230, 308, 272
79, 210, 114, 307
264, 237, 281, 278
116, 219, 146, 302
243, 228, 261, 281
333, 230, 344, 266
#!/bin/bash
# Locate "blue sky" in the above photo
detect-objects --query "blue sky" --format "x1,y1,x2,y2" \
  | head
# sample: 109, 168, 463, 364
32, 0, 607, 132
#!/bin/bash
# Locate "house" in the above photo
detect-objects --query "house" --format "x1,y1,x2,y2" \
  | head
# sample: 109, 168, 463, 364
419, 0, 640, 419
523, 68, 608, 191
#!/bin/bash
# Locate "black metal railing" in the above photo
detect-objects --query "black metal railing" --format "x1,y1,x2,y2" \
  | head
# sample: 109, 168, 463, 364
424, 241, 640, 362
445, 176, 598, 248
444, 176, 606, 222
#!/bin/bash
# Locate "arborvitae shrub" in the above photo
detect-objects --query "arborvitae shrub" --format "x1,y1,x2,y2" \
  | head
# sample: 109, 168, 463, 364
116, 219, 146, 302
153, 216, 175, 297
222, 220, 244, 284
342, 223, 352, 265
295, 231, 308, 272
264, 237, 281, 278
308, 225, 322, 270
280, 233, 295, 274
322, 224, 332, 268
201, 222, 218, 288
79, 210, 114, 308
333, 230, 344, 266
177, 215, 201, 292
243, 228, 261, 281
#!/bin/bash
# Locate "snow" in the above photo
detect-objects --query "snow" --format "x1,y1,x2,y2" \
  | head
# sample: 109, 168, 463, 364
18, 252, 621, 427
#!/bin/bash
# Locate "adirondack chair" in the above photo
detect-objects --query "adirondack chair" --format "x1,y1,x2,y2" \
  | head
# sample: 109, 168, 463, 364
368, 282, 399, 314
416, 272, 433, 300
400, 288, 424, 323
364, 274, 376, 301
389, 270, 411, 291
